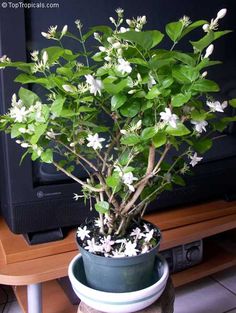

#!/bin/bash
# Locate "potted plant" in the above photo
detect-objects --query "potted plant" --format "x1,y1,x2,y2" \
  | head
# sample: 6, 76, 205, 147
0, 6, 235, 300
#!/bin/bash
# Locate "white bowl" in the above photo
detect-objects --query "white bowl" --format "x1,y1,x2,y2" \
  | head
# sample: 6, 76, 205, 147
68, 253, 169, 313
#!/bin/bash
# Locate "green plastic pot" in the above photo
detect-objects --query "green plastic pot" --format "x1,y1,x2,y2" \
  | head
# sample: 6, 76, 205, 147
77, 225, 161, 293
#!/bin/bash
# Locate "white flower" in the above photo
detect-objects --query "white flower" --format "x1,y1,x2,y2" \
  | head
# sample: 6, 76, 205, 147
101, 235, 115, 253
201, 71, 208, 78
117, 58, 132, 74
77, 226, 90, 241
216, 8, 227, 20
11, 93, 23, 108
206, 100, 228, 113
141, 244, 150, 254
87, 133, 105, 150
160, 108, 179, 128
191, 120, 208, 133
148, 73, 156, 90
75, 20, 83, 30
85, 74, 103, 96
144, 229, 154, 243
189, 152, 203, 167
204, 44, 214, 58
85, 238, 101, 253
94, 218, 104, 228
31, 50, 39, 61
122, 172, 138, 192
0, 55, 11, 63
112, 249, 126, 258
130, 227, 144, 240
73, 193, 84, 201
41, 25, 58, 39
10, 106, 28, 123
124, 241, 139, 257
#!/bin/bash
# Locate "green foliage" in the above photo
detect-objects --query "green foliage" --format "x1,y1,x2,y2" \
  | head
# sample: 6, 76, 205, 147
95, 201, 110, 214
0, 8, 233, 235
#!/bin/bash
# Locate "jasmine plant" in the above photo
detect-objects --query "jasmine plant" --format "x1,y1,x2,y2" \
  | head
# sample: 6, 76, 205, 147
0, 8, 235, 257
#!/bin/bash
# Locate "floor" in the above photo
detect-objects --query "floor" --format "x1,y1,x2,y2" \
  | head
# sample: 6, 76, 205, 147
0, 266, 235, 313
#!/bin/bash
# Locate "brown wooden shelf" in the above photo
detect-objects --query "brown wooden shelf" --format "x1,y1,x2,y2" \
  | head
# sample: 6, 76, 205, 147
172, 241, 236, 287
0, 199, 236, 312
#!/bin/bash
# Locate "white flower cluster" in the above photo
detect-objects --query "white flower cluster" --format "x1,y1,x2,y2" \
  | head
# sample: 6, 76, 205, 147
41, 25, 67, 40
202, 8, 227, 33
77, 223, 158, 257
114, 165, 138, 192
0, 55, 11, 69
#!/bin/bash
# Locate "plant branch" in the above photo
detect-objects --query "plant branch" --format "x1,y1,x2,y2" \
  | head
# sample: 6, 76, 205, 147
53, 161, 104, 192
121, 144, 156, 214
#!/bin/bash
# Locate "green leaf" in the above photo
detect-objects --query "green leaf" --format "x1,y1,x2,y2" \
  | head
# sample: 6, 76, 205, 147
141, 126, 157, 140
103, 78, 129, 95
51, 96, 65, 117
111, 94, 127, 110
43, 46, 65, 64
190, 30, 232, 51
120, 134, 141, 146
172, 51, 196, 66
196, 59, 222, 71
120, 101, 140, 117
106, 172, 121, 191
165, 21, 183, 42
193, 138, 212, 154
172, 175, 186, 186
145, 86, 161, 99
18, 87, 39, 107
172, 65, 199, 83
10, 123, 24, 138
14, 74, 56, 89
95, 201, 109, 214
30, 123, 48, 144
56, 67, 73, 78
180, 20, 207, 38
78, 106, 96, 113
128, 58, 148, 67
82, 25, 113, 41
192, 79, 219, 92
166, 123, 191, 136
118, 30, 164, 50
153, 133, 167, 148
41, 149, 53, 163
172, 92, 191, 107
191, 110, 207, 121
229, 99, 236, 108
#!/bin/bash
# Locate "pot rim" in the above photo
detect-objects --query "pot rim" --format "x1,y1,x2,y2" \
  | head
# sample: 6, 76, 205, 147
76, 220, 162, 261
68, 253, 169, 299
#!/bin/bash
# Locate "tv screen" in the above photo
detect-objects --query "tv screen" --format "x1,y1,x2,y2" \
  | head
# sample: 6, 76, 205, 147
0, 0, 235, 243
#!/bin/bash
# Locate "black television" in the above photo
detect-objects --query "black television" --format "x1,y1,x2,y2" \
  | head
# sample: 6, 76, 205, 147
0, 0, 236, 243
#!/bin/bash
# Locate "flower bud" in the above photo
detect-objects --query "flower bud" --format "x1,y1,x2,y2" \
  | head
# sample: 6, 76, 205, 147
109, 17, 116, 24
216, 8, 227, 19
204, 44, 214, 58
112, 42, 121, 49
61, 25, 68, 37
202, 23, 209, 32
141, 16, 147, 24
98, 46, 106, 52
201, 71, 208, 78
126, 19, 132, 26
42, 51, 48, 65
